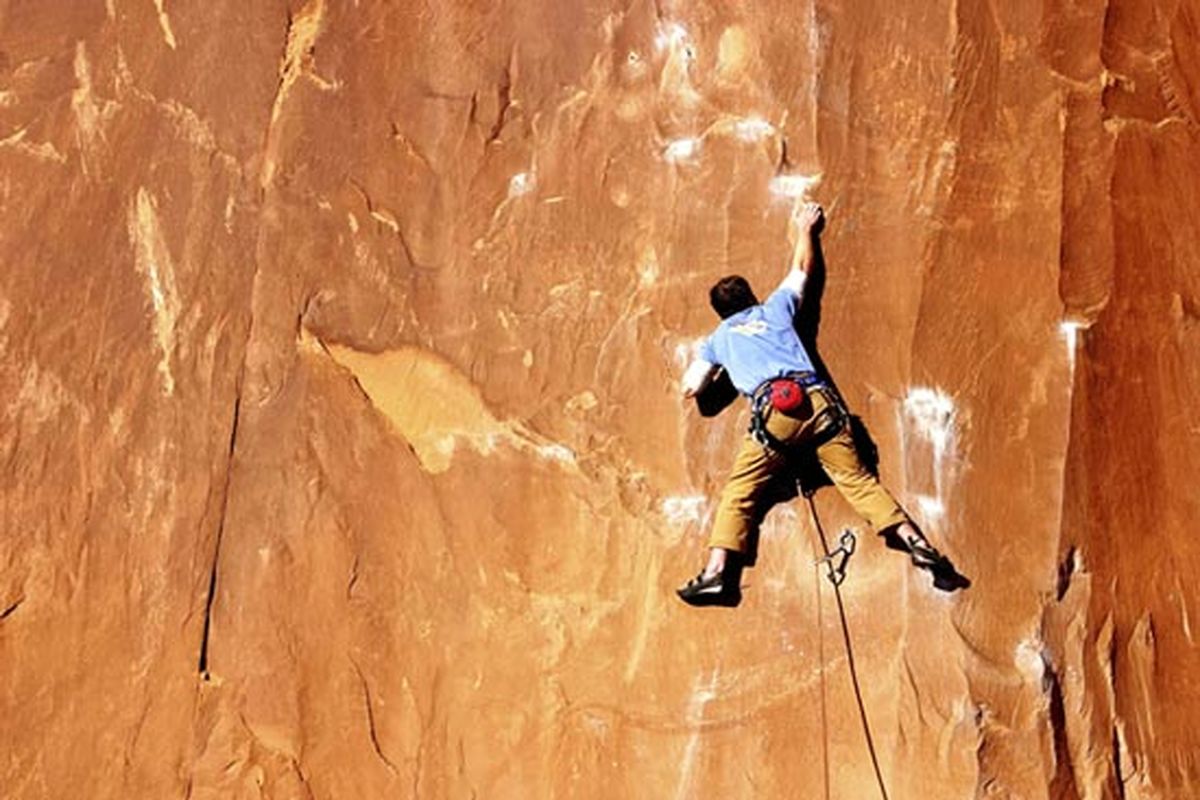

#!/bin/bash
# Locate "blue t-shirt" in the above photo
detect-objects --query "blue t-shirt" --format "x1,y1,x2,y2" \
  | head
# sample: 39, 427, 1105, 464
699, 287, 816, 395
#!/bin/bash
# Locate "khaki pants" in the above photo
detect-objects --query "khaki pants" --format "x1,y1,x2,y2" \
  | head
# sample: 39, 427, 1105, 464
707, 387, 909, 553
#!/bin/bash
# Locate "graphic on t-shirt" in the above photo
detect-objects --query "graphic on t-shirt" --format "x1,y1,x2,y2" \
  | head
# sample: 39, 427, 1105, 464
729, 319, 768, 336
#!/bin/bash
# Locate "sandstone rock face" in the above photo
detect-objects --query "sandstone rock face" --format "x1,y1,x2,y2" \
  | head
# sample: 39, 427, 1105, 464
3, 1, 1199, 798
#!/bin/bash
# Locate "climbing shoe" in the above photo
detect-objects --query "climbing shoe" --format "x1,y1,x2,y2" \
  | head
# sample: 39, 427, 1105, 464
907, 538, 972, 592
880, 527, 971, 592
676, 569, 741, 607
926, 556, 972, 592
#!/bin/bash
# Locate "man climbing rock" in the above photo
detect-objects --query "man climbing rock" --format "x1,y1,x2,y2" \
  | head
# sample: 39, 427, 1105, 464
677, 201, 965, 606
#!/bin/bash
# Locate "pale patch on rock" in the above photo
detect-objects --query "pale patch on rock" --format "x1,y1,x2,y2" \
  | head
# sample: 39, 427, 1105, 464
661, 494, 706, 525
674, 668, 718, 800
537, 443, 576, 464
672, 338, 707, 369
6, 361, 73, 426
154, 0, 178, 49
370, 208, 400, 233
716, 26, 752, 79
0, 128, 67, 164
72, 42, 103, 159
638, 245, 660, 287
508, 171, 535, 198
657, 22, 700, 106
900, 386, 959, 537
654, 22, 690, 54
733, 116, 776, 142
157, 98, 218, 152
565, 391, 598, 413
1059, 317, 1090, 376
1014, 637, 1047, 685
262, 0, 327, 188
312, 332, 576, 474
663, 137, 700, 163
621, 49, 648, 82
769, 173, 823, 200
128, 187, 181, 395
915, 493, 945, 522
904, 386, 956, 460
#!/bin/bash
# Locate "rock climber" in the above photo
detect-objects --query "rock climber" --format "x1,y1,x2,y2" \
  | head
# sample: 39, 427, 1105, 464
676, 201, 965, 606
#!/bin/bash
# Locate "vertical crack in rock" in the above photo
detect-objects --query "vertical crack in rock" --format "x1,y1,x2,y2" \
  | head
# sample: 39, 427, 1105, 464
485, 64, 513, 145
1111, 724, 1127, 799
352, 661, 400, 775
1055, 545, 1077, 602
197, 388, 242, 677
1044, 656, 1082, 799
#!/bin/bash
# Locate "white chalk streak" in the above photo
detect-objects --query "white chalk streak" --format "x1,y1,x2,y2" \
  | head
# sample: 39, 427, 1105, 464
769, 173, 822, 199
914, 494, 945, 522
537, 443, 576, 464
128, 188, 181, 395
655, 22, 690, 53
662, 495, 706, 525
1060, 318, 1090, 376
664, 137, 700, 163
508, 171, 535, 198
734, 116, 776, 142
673, 338, 707, 369
674, 669, 718, 800
903, 387, 955, 460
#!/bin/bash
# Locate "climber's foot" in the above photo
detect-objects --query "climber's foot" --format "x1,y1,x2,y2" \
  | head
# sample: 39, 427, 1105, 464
676, 568, 741, 607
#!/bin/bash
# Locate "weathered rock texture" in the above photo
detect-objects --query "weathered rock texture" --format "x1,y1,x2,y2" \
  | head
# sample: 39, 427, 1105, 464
2, 1, 1199, 798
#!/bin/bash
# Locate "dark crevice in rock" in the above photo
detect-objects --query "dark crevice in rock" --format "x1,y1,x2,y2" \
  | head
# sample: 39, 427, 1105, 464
1111, 724, 1127, 799
1056, 545, 1077, 601
353, 661, 399, 774
0, 596, 23, 620
485, 67, 512, 146
1045, 658, 1082, 799
1107, 623, 1127, 799
347, 554, 361, 599
198, 389, 242, 678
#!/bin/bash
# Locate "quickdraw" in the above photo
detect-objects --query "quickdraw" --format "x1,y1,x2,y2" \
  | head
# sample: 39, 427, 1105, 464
814, 528, 857, 586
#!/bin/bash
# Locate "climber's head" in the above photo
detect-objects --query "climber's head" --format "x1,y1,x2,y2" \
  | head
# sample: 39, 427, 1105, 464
709, 275, 759, 319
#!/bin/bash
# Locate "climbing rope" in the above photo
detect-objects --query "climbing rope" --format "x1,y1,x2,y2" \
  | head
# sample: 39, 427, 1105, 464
804, 491, 891, 800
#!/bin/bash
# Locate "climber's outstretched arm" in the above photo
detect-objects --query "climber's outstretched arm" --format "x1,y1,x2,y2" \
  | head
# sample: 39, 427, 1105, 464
780, 201, 824, 299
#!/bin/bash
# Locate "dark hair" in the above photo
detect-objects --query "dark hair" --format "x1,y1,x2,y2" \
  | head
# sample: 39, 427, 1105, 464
709, 275, 759, 319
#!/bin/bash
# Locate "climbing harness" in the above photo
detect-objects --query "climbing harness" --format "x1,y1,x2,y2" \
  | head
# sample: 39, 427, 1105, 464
749, 372, 847, 454
803, 491, 891, 800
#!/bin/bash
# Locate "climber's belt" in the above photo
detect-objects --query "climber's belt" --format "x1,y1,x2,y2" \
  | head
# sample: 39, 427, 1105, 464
749, 372, 846, 454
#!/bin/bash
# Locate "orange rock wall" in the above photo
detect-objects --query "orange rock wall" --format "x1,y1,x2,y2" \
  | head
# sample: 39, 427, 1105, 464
2, 1, 1198, 798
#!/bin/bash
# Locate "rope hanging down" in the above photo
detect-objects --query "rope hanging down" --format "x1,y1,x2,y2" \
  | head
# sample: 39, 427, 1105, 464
804, 491, 891, 800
